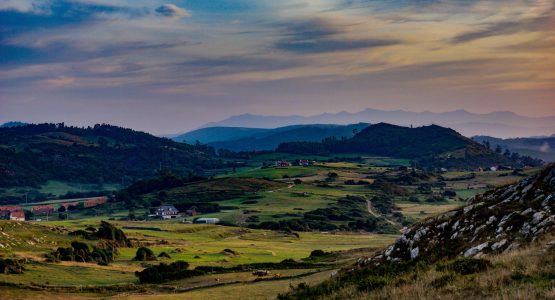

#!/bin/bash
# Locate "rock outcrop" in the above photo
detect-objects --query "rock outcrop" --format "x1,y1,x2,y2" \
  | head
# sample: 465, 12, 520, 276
362, 164, 555, 265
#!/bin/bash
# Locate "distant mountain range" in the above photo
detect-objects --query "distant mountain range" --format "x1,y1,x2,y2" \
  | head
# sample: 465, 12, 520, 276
174, 123, 370, 152
202, 108, 555, 138
473, 135, 555, 162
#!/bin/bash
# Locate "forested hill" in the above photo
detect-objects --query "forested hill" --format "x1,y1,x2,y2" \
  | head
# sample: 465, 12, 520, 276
277, 123, 543, 169
174, 123, 370, 152
0, 123, 224, 187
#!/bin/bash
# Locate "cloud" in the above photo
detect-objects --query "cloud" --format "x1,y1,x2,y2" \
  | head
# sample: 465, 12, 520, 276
271, 18, 401, 54
155, 4, 191, 18
451, 12, 555, 44
42, 76, 75, 87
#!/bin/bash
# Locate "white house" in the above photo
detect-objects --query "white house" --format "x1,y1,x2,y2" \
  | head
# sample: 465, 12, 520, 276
155, 205, 180, 219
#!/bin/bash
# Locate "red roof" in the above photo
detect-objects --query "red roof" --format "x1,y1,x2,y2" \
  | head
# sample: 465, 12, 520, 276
0, 205, 23, 212
10, 211, 25, 219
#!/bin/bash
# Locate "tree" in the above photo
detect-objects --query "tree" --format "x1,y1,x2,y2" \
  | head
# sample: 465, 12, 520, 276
495, 145, 503, 154
503, 149, 511, 157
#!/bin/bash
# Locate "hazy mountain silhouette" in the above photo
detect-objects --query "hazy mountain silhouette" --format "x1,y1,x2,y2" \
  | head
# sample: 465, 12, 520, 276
203, 108, 555, 138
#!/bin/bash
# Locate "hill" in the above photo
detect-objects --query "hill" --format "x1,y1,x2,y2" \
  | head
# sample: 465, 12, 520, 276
0, 123, 224, 188
174, 123, 369, 151
279, 163, 555, 299
473, 135, 555, 162
203, 108, 555, 138
0, 122, 28, 128
277, 123, 540, 169
174, 126, 272, 144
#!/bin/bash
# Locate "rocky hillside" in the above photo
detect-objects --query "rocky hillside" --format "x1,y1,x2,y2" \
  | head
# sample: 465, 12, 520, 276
364, 163, 555, 265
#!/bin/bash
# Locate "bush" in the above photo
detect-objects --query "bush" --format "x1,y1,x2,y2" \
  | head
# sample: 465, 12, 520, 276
356, 275, 387, 291
158, 252, 171, 259
408, 196, 420, 203
0, 258, 26, 274
309, 249, 327, 257
437, 258, 491, 275
135, 261, 197, 283
430, 273, 455, 288
134, 247, 157, 261
47, 241, 115, 265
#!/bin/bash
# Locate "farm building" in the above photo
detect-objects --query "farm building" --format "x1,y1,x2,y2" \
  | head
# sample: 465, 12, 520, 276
0, 205, 25, 221
298, 159, 310, 166
61, 202, 79, 210
9, 211, 25, 221
155, 205, 180, 219
31, 205, 55, 215
275, 160, 291, 167
185, 206, 198, 216
84, 196, 107, 208
193, 217, 219, 224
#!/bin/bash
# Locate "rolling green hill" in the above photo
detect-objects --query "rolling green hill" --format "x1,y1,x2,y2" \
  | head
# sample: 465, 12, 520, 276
0, 123, 224, 188
277, 123, 542, 169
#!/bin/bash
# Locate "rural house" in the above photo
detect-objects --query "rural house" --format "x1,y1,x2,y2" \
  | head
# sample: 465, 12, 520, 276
84, 196, 107, 208
155, 205, 180, 219
275, 160, 291, 167
9, 211, 25, 221
31, 205, 55, 215
0, 205, 25, 221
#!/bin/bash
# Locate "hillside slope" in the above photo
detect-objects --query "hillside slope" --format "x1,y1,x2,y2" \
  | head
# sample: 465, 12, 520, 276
175, 123, 369, 151
277, 123, 537, 169
279, 164, 555, 299
473, 135, 555, 162
0, 123, 223, 187
367, 163, 554, 264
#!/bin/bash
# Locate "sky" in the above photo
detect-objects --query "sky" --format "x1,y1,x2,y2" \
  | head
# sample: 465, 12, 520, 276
0, 0, 554, 134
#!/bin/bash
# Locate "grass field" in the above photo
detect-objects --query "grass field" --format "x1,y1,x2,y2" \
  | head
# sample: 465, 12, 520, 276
0, 219, 395, 299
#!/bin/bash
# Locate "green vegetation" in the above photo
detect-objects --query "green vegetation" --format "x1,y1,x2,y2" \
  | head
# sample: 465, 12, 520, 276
0, 123, 225, 188
277, 123, 542, 170
134, 247, 157, 261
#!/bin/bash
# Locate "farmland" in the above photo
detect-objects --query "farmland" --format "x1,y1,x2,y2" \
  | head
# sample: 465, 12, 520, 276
0, 155, 541, 299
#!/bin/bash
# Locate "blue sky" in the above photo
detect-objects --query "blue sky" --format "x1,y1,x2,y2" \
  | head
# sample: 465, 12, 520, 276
0, 0, 554, 133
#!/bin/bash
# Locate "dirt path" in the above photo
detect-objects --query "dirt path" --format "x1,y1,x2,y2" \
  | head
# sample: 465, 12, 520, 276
366, 200, 398, 226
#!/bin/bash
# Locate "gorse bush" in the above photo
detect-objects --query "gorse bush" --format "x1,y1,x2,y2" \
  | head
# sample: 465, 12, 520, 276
134, 247, 157, 261
0, 258, 26, 274
135, 261, 197, 283
46, 241, 115, 265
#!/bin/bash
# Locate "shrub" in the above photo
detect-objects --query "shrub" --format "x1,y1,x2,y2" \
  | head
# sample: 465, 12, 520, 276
310, 249, 327, 257
0, 258, 26, 274
158, 252, 171, 259
134, 247, 157, 261
430, 274, 455, 288
135, 261, 195, 283
356, 275, 387, 291
437, 258, 491, 275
